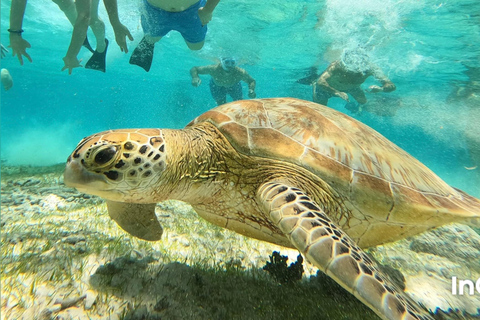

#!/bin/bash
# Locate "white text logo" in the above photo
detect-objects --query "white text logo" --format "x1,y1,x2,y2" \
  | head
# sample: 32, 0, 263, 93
451, 276, 480, 295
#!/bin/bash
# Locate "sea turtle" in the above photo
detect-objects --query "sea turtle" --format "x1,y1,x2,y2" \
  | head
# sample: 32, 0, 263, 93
64, 98, 480, 320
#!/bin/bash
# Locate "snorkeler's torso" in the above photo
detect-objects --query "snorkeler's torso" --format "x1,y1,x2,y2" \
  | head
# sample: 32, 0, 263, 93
147, 0, 200, 12
327, 64, 370, 90
211, 66, 245, 87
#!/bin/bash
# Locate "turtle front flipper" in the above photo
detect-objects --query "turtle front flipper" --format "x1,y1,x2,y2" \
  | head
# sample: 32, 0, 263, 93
258, 182, 433, 320
106, 201, 163, 241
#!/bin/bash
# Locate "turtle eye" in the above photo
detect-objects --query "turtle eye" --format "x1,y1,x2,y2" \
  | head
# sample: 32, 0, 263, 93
94, 146, 118, 166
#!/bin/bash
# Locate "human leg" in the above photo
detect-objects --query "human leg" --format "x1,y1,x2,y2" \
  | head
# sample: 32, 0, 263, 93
88, 0, 106, 52
312, 83, 332, 105
84, 0, 109, 72
343, 88, 367, 114
53, 0, 94, 52
348, 87, 367, 104
185, 40, 205, 50
178, 0, 208, 50
130, 0, 171, 71
52, 0, 76, 25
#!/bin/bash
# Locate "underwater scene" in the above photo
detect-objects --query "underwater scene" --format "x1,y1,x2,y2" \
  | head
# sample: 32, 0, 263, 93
1, 0, 480, 319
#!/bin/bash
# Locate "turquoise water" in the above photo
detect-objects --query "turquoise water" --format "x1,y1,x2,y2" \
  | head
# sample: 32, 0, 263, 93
1, 0, 479, 196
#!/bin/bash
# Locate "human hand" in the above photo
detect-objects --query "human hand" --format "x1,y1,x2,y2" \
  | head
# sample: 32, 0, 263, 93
192, 77, 201, 87
1, 44, 8, 59
61, 55, 82, 75
9, 34, 32, 65
382, 82, 396, 92
335, 91, 349, 101
198, 7, 213, 25
248, 90, 256, 99
368, 85, 383, 93
113, 23, 134, 53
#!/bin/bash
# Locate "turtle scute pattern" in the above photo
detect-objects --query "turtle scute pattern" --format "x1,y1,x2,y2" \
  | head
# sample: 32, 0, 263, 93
189, 98, 480, 247
189, 98, 456, 195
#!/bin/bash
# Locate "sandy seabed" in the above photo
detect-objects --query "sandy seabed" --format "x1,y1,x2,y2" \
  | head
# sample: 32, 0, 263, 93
1, 164, 479, 320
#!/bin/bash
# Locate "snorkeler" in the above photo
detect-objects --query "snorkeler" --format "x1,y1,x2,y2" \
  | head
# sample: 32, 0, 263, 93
301, 47, 396, 113
190, 57, 256, 105
8, 0, 132, 74
129, 0, 221, 72
54, 0, 133, 73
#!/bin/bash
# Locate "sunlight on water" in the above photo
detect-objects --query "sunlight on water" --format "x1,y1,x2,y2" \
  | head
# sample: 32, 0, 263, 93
320, 0, 403, 47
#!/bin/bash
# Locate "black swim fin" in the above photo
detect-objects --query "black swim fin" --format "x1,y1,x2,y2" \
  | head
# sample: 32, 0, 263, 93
83, 36, 95, 53
85, 39, 109, 73
344, 102, 360, 114
129, 37, 155, 72
296, 66, 319, 85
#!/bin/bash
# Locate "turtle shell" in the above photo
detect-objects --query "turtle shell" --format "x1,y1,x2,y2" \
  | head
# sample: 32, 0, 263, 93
188, 98, 479, 238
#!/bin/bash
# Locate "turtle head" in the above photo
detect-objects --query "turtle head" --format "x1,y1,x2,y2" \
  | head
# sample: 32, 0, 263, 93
64, 129, 167, 202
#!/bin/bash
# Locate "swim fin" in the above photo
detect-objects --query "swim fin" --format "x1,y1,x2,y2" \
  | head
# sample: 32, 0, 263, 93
344, 102, 360, 114
296, 67, 319, 85
129, 37, 155, 72
85, 39, 109, 73
83, 36, 95, 53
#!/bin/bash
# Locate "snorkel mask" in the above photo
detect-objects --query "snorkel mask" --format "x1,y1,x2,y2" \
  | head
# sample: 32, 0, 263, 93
221, 57, 236, 71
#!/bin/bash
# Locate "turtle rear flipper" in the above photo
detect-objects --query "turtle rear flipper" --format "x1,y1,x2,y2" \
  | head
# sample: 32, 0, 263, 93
106, 201, 163, 241
257, 181, 434, 320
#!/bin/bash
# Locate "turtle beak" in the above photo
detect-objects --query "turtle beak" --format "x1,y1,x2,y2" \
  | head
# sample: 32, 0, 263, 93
64, 157, 107, 191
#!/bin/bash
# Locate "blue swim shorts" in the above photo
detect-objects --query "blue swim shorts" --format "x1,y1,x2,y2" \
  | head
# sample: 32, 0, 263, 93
141, 0, 208, 44
209, 79, 243, 102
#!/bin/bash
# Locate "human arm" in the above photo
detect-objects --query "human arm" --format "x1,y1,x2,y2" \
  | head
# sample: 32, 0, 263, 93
198, 0, 220, 25
240, 69, 256, 98
315, 62, 349, 101
103, 0, 133, 53
9, 0, 32, 65
369, 67, 396, 93
190, 65, 215, 87
61, 0, 90, 74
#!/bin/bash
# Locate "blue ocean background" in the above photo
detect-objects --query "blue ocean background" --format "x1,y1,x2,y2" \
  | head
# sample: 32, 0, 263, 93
1, 0, 479, 197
